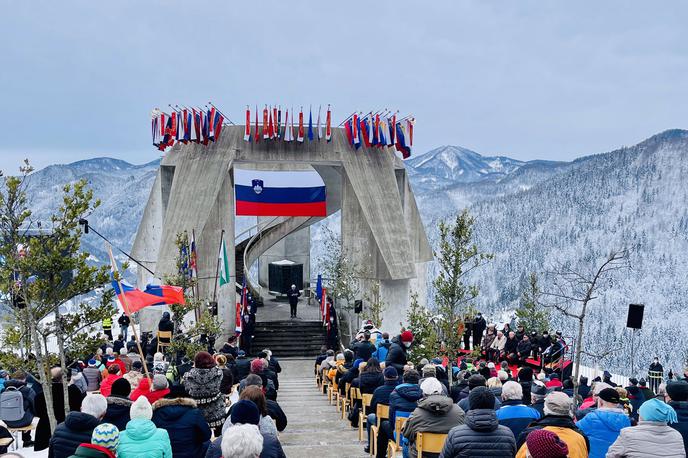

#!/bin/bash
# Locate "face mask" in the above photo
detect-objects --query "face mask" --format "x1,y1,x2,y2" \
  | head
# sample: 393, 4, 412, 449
403, 342, 411, 348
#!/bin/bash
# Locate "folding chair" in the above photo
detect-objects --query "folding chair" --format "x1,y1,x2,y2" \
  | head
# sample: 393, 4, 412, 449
341, 382, 352, 419
416, 432, 447, 458
370, 403, 389, 456
358, 393, 373, 441
156, 330, 172, 354
386, 413, 410, 458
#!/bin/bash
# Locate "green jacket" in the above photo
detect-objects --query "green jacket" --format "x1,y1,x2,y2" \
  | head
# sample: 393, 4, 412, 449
117, 419, 172, 458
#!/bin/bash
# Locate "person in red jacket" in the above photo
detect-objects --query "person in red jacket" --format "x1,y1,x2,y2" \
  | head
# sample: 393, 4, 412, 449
129, 376, 152, 401
105, 355, 127, 375
144, 375, 171, 404
100, 365, 122, 397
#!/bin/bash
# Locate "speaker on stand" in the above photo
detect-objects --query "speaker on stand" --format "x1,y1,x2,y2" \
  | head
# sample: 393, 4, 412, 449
627, 304, 644, 375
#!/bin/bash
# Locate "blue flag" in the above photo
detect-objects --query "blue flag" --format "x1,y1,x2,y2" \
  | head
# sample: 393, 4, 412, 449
307, 107, 314, 141
315, 274, 323, 303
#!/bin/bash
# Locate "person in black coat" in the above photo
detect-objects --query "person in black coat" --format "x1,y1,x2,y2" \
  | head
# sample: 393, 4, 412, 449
374, 369, 423, 458
516, 336, 533, 365
352, 331, 376, 362
326, 299, 339, 350
235, 351, 251, 380
441, 387, 516, 457
102, 378, 132, 431
385, 331, 413, 373
117, 313, 131, 341
472, 313, 487, 349
158, 311, 174, 342
152, 385, 212, 458
49, 393, 107, 458
3, 372, 35, 446
504, 331, 519, 362
219, 335, 239, 359
462, 315, 473, 350
287, 284, 301, 318
667, 381, 688, 454
34, 368, 85, 452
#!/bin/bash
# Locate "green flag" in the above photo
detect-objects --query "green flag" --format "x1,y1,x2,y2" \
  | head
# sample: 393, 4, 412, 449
219, 239, 230, 286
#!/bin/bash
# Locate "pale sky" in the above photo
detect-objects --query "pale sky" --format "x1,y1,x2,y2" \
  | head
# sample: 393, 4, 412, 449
1, 0, 686, 172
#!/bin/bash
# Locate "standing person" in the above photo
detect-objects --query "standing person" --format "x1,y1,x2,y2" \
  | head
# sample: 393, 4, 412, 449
667, 381, 688, 454
649, 357, 664, 394
385, 331, 413, 373
440, 386, 516, 457
607, 398, 685, 457
102, 315, 113, 341
118, 313, 130, 341
287, 284, 301, 319
326, 298, 339, 350
473, 312, 487, 350
462, 315, 473, 350
577, 388, 631, 458
183, 351, 226, 434
157, 311, 174, 343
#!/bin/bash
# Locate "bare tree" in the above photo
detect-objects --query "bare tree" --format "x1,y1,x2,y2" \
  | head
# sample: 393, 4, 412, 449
539, 250, 630, 406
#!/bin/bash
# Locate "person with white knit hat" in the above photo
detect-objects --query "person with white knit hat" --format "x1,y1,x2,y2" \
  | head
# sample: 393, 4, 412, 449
117, 397, 172, 458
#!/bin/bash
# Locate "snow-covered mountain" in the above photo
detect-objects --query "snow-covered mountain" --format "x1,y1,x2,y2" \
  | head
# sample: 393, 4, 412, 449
19, 129, 688, 375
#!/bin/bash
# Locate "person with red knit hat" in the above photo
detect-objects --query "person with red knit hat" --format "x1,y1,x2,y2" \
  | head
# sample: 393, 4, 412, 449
385, 330, 413, 373
525, 429, 569, 458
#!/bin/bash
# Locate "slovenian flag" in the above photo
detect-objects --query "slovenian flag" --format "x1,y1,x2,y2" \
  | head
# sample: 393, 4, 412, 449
234, 168, 327, 217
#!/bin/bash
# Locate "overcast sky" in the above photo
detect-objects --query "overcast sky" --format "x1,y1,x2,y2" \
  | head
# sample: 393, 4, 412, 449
1, 1, 686, 172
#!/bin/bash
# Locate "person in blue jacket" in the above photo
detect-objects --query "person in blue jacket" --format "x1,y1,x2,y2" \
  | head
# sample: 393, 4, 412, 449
495, 381, 540, 440
577, 387, 631, 458
374, 369, 423, 458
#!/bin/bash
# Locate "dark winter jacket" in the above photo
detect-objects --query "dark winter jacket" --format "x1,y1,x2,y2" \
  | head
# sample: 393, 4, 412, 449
268, 357, 281, 374
385, 340, 409, 373
516, 340, 531, 358
353, 340, 376, 362
158, 312, 174, 335
183, 367, 226, 428
287, 288, 301, 306
495, 399, 540, 440
102, 396, 132, 431
370, 379, 399, 412
204, 429, 286, 458
35, 382, 85, 451
626, 385, 645, 419
357, 371, 384, 394
266, 399, 288, 432
236, 357, 251, 380
439, 408, 516, 458
458, 391, 501, 412
504, 337, 519, 355
578, 383, 591, 399
82, 367, 102, 392
389, 383, 423, 426
48, 412, 101, 458
219, 367, 234, 395
2, 379, 35, 428
516, 414, 590, 451
669, 400, 688, 454
401, 394, 466, 458
152, 397, 211, 458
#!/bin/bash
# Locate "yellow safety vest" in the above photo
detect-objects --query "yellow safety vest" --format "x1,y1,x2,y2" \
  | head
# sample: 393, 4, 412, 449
102, 318, 112, 329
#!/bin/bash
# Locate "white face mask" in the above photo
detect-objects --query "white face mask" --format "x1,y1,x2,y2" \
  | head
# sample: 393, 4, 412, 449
404, 341, 412, 348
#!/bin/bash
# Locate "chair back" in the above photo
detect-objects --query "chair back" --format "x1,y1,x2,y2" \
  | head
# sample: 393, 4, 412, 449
361, 393, 373, 416
376, 404, 390, 427
157, 331, 172, 342
394, 415, 409, 446
416, 432, 447, 457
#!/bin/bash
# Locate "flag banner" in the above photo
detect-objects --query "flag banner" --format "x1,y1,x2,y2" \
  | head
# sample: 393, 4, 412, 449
254, 106, 260, 142
262, 107, 269, 139
276, 107, 281, 139
407, 118, 414, 149
325, 106, 332, 142
190, 231, 198, 278
110, 268, 184, 314
219, 238, 230, 286
321, 287, 328, 326
234, 168, 327, 216
297, 109, 305, 142
214, 111, 224, 141
395, 122, 411, 159
268, 107, 274, 139
352, 114, 360, 148
344, 119, 353, 145
283, 109, 293, 142
194, 109, 201, 143
317, 105, 322, 140
244, 108, 251, 141
208, 108, 216, 141
315, 274, 323, 304
235, 301, 242, 334
273, 107, 278, 138
307, 107, 314, 141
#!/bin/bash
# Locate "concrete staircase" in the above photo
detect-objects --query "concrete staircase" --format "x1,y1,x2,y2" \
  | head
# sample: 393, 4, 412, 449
251, 320, 326, 357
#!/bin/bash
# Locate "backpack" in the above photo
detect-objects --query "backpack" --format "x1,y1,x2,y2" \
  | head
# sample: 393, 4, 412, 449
0, 387, 25, 422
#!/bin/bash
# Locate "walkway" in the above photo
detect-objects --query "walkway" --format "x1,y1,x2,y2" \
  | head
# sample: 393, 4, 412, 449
257, 296, 322, 322
278, 358, 367, 458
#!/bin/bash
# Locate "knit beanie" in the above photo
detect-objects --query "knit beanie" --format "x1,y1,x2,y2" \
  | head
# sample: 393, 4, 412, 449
91, 423, 120, 452
420, 377, 443, 396
400, 331, 414, 343
383, 366, 398, 380
111, 378, 131, 397
251, 358, 264, 373
130, 396, 153, 420
667, 381, 688, 402
639, 398, 678, 423
422, 364, 436, 377
152, 374, 169, 391
468, 374, 486, 390
230, 400, 261, 425
526, 429, 569, 458
88, 359, 97, 367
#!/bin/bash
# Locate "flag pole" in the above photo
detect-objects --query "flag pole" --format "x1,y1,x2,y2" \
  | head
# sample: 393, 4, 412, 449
107, 244, 151, 380
212, 229, 225, 303
191, 228, 202, 322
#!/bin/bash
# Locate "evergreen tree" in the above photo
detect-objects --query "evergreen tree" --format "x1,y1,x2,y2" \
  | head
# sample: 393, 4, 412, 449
515, 272, 550, 333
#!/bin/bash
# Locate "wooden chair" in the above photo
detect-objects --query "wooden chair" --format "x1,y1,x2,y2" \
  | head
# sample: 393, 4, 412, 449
369, 403, 390, 456
328, 378, 339, 405
358, 393, 373, 441
416, 432, 447, 458
341, 382, 352, 419
156, 330, 172, 354
7, 425, 34, 451
386, 414, 410, 458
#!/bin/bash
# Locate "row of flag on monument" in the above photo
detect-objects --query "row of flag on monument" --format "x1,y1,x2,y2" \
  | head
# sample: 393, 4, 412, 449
343, 113, 414, 159
152, 106, 227, 150
243, 105, 332, 143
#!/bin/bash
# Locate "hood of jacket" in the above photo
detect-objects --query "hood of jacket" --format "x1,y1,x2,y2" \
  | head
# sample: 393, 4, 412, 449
4, 379, 27, 390
152, 397, 198, 422
65, 411, 100, 431
123, 418, 158, 440
418, 394, 454, 415
465, 408, 499, 432
107, 396, 132, 408
585, 407, 630, 432
379, 340, 391, 350
396, 383, 423, 402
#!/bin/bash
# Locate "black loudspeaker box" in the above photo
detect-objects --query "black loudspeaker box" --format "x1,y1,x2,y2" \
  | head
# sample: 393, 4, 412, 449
626, 303, 644, 329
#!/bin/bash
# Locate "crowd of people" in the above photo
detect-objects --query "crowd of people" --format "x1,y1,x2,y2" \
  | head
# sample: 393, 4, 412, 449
0, 312, 289, 458
317, 319, 688, 458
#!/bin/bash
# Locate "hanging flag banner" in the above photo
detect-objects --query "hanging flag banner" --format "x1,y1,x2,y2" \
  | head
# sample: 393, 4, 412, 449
234, 168, 327, 217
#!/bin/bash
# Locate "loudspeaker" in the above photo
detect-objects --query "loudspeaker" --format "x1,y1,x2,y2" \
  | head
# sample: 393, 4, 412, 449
626, 303, 644, 329
354, 300, 363, 314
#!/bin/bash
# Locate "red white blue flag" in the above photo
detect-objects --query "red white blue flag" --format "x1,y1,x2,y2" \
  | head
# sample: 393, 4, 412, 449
325, 105, 332, 142
244, 107, 251, 141
297, 108, 305, 142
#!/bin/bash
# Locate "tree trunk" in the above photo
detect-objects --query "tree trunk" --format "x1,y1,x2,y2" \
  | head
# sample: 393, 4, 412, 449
572, 316, 585, 409
29, 312, 58, 433
55, 310, 71, 417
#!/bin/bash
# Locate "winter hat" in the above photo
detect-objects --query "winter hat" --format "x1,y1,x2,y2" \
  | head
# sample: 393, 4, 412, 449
400, 331, 414, 343
251, 358, 265, 373
130, 396, 153, 420
468, 374, 487, 390
487, 362, 495, 369
0, 370, 7, 379
545, 379, 563, 390
88, 359, 97, 367
526, 428, 569, 458
598, 387, 620, 404
420, 377, 443, 396
152, 374, 169, 391
639, 378, 647, 387
468, 386, 495, 410
111, 378, 131, 397
336, 353, 345, 361
107, 356, 116, 363
91, 423, 120, 453
132, 360, 143, 370
194, 351, 216, 369
593, 382, 612, 395
603, 370, 612, 379
666, 381, 688, 402
639, 398, 678, 423
422, 364, 436, 377
518, 367, 534, 382
231, 400, 261, 425
383, 366, 398, 380
531, 383, 549, 397
419, 358, 429, 367
353, 358, 364, 369
544, 392, 572, 417
628, 377, 638, 386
